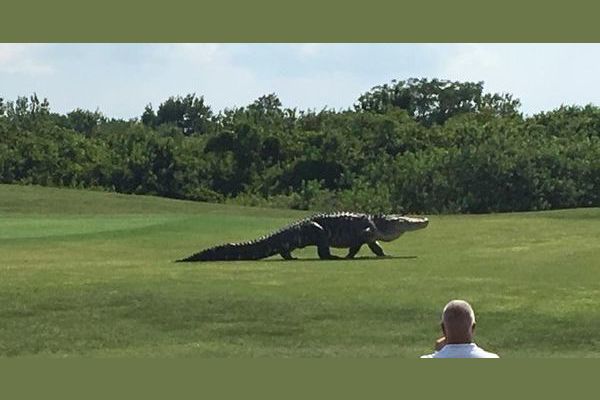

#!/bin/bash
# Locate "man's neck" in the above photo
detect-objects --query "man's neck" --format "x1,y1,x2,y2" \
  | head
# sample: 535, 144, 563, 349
445, 338, 473, 345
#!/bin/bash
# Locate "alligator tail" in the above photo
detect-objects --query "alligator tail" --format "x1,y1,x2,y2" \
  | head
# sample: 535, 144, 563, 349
176, 237, 278, 262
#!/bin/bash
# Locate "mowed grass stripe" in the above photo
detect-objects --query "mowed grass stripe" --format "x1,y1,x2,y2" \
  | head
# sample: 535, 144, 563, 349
1, 184, 600, 357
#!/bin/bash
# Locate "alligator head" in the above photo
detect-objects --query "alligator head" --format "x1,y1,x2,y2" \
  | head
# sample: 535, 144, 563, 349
372, 214, 429, 242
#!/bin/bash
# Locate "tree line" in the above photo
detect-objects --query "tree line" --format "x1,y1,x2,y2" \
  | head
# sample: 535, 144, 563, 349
1, 78, 599, 214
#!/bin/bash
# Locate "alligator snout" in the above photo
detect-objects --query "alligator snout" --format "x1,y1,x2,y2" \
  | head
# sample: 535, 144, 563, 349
409, 216, 429, 230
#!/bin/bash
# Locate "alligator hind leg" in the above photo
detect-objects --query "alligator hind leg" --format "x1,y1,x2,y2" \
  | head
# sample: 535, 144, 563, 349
346, 244, 363, 259
367, 241, 386, 257
309, 221, 340, 260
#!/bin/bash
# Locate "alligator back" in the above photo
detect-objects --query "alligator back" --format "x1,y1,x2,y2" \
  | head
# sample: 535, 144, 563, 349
311, 212, 374, 248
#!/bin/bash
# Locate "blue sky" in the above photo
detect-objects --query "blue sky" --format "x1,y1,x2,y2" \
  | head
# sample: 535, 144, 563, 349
1, 43, 600, 119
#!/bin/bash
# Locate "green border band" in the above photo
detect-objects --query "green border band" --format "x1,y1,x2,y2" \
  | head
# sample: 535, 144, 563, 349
0, 359, 597, 399
2, 0, 599, 42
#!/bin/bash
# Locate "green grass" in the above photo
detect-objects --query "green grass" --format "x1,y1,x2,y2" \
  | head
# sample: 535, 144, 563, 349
1, 184, 600, 358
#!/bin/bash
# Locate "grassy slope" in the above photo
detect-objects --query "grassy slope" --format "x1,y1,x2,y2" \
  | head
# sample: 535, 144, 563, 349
1, 184, 600, 358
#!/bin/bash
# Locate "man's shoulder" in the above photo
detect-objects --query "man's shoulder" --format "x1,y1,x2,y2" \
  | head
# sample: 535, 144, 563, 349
474, 349, 499, 358
420, 343, 499, 358
471, 344, 499, 358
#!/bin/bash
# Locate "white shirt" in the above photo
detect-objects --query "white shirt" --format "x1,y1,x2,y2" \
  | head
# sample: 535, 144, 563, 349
420, 343, 499, 358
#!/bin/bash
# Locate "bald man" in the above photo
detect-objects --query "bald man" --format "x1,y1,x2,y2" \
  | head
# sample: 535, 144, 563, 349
421, 300, 499, 358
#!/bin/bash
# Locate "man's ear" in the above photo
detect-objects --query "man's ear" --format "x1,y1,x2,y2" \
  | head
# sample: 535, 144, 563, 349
441, 322, 446, 335
472, 323, 476, 333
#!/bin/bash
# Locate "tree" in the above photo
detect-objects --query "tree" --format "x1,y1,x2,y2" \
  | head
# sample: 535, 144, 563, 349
248, 94, 283, 117
355, 78, 520, 126
3, 94, 51, 131
66, 108, 105, 135
141, 104, 157, 127
153, 94, 214, 135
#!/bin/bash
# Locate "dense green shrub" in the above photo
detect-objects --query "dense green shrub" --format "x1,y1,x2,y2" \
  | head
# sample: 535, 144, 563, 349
1, 79, 599, 214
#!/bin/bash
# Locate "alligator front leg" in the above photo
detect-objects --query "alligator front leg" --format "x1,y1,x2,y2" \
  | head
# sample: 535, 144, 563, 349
346, 244, 363, 259
317, 245, 340, 260
367, 241, 386, 257
280, 251, 297, 260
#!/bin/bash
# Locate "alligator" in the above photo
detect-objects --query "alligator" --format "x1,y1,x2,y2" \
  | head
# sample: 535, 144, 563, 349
176, 212, 429, 262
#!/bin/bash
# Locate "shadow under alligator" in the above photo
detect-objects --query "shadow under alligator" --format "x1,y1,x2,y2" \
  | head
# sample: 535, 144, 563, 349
262, 255, 418, 263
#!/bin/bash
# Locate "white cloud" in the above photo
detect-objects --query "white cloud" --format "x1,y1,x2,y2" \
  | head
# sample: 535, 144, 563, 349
4, 43, 600, 118
106, 44, 264, 116
443, 44, 501, 79
160, 43, 223, 65
438, 43, 600, 114
269, 72, 365, 111
297, 43, 321, 58
0, 44, 53, 75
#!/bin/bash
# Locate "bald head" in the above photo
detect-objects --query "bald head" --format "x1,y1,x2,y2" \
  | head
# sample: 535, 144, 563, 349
441, 300, 476, 343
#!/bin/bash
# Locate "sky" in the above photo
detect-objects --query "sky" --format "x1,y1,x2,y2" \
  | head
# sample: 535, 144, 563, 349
1, 43, 600, 119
